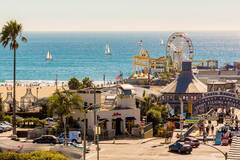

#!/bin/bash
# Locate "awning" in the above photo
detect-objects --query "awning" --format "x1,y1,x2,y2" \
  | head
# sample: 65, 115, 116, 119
99, 118, 109, 122
126, 117, 136, 120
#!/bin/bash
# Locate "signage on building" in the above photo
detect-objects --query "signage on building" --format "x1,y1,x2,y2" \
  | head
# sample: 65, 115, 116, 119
112, 112, 121, 117
95, 126, 101, 135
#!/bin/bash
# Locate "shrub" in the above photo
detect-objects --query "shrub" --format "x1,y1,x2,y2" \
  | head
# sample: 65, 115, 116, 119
0, 151, 69, 160
3, 115, 12, 123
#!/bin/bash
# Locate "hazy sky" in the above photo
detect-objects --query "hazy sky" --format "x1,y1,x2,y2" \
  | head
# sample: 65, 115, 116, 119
0, 0, 240, 31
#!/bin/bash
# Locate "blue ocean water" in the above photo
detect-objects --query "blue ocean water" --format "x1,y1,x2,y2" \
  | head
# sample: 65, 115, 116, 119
0, 31, 240, 81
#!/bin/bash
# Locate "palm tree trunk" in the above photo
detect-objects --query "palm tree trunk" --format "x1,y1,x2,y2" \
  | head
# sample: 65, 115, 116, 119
12, 48, 16, 135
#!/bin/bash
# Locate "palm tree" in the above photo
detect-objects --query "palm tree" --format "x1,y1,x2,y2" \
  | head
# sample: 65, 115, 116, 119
0, 20, 27, 136
48, 89, 83, 130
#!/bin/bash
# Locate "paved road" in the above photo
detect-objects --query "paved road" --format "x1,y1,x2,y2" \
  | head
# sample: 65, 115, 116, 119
87, 138, 229, 160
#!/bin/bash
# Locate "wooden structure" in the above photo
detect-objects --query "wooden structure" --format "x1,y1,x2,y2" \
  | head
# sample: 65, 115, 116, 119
132, 48, 167, 79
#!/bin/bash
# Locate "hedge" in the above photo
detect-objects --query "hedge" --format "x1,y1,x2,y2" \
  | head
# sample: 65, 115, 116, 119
0, 151, 69, 160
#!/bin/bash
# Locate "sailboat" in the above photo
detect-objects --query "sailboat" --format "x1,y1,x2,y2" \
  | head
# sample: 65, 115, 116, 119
105, 44, 111, 55
160, 39, 164, 45
46, 50, 53, 61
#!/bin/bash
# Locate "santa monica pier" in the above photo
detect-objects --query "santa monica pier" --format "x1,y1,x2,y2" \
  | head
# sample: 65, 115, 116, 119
1, 32, 240, 160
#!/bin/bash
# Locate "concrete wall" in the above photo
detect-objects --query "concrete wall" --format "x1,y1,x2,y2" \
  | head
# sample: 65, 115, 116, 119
78, 92, 101, 106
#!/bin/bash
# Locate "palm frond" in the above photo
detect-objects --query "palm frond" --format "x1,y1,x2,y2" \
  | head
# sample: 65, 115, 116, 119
0, 20, 27, 50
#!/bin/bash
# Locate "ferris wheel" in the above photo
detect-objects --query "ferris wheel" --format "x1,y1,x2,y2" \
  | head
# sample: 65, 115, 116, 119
166, 32, 194, 71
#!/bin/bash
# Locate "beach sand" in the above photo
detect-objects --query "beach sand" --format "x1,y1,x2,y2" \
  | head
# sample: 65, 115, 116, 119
0, 86, 60, 102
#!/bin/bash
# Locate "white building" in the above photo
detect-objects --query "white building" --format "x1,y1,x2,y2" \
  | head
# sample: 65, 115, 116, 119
71, 84, 140, 139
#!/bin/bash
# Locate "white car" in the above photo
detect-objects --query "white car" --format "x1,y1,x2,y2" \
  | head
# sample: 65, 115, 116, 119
58, 131, 82, 144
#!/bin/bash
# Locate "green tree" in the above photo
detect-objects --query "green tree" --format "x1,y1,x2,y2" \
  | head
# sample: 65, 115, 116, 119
142, 96, 154, 116
68, 77, 81, 90
48, 89, 83, 131
81, 77, 93, 88
147, 108, 161, 135
0, 20, 27, 135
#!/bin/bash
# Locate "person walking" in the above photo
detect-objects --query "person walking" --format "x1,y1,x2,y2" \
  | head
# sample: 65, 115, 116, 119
211, 125, 214, 135
206, 125, 210, 136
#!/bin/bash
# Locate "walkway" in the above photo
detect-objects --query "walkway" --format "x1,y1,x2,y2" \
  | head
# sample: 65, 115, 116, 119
227, 136, 240, 160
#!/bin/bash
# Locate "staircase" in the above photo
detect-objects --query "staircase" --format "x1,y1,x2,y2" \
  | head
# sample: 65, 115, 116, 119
227, 136, 240, 160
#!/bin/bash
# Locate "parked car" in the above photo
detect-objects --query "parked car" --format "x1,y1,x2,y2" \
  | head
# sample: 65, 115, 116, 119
58, 131, 82, 144
0, 127, 4, 133
169, 141, 192, 154
33, 135, 59, 144
183, 137, 200, 148
2, 121, 12, 126
0, 123, 11, 131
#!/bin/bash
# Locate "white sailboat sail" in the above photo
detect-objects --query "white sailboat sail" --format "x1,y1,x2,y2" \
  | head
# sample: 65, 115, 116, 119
46, 51, 53, 60
160, 39, 164, 45
105, 44, 111, 55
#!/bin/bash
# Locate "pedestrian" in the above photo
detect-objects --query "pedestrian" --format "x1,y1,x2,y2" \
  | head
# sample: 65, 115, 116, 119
211, 125, 214, 135
206, 125, 210, 136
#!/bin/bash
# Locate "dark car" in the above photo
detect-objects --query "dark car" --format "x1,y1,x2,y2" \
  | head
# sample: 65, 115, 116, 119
33, 135, 59, 144
183, 137, 200, 148
169, 141, 192, 154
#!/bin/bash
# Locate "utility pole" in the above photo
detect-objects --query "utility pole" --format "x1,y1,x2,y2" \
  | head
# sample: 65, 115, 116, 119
96, 115, 100, 160
63, 115, 67, 146
83, 109, 87, 160
93, 85, 97, 144
179, 98, 184, 140
103, 74, 105, 86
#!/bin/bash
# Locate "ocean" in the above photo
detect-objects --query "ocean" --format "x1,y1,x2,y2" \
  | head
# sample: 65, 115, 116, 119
0, 31, 240, 81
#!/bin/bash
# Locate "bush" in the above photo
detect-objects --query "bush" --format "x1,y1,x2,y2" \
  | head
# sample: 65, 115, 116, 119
17, 117, 46, 128
0, 151, 69, 160
3, 115, 12, 123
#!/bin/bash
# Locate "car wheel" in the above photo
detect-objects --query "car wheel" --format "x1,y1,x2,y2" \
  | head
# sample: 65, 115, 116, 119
178, 149, 181, 153
72, 139, 77, 143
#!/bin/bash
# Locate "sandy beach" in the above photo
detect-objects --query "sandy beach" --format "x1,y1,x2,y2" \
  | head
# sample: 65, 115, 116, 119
0, 86, 59, 102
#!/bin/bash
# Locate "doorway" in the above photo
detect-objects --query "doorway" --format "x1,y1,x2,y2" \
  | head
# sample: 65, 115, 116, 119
115, 118, 123, 135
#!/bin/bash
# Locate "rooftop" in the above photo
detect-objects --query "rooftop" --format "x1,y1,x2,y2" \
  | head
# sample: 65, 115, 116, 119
161, 61, 207, 94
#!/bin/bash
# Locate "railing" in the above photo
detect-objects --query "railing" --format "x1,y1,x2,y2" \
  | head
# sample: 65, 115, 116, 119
143, 122, 153, 133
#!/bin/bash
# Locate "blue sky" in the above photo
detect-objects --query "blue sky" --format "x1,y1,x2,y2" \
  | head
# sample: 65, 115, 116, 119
0, 0, 240, 31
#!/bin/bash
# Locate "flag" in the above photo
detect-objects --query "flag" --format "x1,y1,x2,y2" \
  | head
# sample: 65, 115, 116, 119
115, 71, 123, 81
